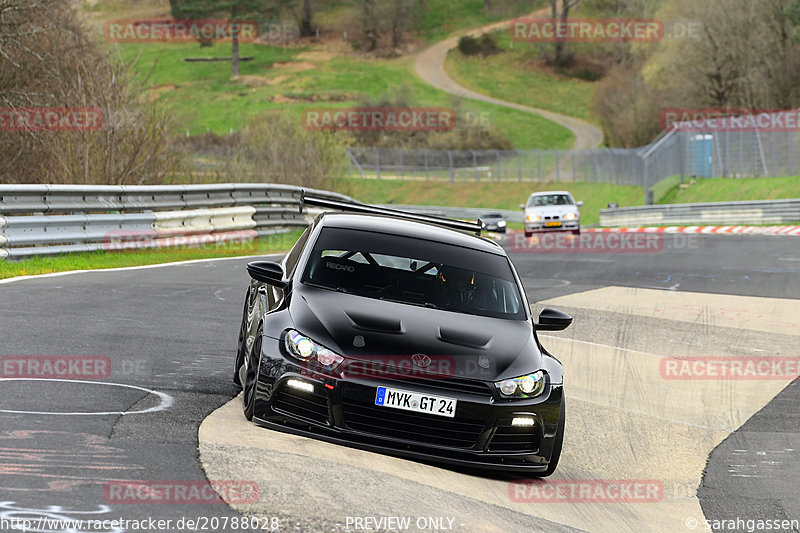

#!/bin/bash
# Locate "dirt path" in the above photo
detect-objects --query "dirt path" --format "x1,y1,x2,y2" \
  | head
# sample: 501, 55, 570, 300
414, 7, 604, 150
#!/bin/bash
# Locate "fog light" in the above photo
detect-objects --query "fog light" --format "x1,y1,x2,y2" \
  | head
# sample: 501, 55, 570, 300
511, 417, 535, 427
287, 379, 314, 393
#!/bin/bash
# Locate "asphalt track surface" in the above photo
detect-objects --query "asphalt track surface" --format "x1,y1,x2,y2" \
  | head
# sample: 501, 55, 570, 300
0, 234, 798, 532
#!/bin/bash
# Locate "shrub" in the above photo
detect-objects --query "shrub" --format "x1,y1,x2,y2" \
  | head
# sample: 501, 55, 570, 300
458, 35, 481, 55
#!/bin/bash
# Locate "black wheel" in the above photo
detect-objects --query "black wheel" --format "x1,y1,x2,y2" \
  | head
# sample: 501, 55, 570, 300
524, 230, 533, 238
242, 334, 262, 421
533, 398, 565, 478
233, 291, 249, 388
572, 229, 580, 236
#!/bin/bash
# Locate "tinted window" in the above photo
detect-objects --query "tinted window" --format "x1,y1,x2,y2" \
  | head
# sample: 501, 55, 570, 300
302, 228, 525, 320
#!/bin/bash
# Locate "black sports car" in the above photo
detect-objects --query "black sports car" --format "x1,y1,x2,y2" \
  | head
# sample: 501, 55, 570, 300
234, 196, 571, 476
480, 213, 507, 233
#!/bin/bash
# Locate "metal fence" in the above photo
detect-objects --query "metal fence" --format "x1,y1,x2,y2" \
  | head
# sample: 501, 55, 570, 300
344, 111, 800, 204
345, 146, 645, 186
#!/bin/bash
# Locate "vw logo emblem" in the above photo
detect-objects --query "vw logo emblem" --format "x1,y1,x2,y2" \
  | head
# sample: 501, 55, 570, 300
411, 353, 432, 368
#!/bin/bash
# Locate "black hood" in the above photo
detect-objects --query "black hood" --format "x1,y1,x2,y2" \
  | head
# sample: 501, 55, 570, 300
288, 284, 541, 381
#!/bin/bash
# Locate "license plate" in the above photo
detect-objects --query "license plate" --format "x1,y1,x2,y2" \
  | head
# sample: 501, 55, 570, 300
375, 386, 456, 418
545, 221, 562, 227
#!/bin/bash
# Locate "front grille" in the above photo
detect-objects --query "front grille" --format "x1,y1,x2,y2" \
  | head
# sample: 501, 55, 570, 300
341, 398, 485, 449
487, 419, 540, 453
380, 376, 493, 398
272, 388, 330, 425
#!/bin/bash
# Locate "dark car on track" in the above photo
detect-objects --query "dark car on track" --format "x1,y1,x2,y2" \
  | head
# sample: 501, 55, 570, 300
480, 213, 507, 233
234, 196, 572, 476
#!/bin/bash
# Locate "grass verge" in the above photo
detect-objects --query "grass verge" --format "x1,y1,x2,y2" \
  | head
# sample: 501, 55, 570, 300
338, 178, 644, 226
444, 30, 597, 122
117, 42, 572, 149
658, 177, 800, 204
0, 231, 302, 280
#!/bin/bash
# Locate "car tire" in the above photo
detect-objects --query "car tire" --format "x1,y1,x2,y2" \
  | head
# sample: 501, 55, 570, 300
572, 229, 580, 236
233, 291, 249, 388
524, 230, 533, 238
242, 333, 262, 421
533, 398, 565, 478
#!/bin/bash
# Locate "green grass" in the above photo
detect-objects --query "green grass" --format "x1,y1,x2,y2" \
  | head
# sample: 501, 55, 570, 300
0, 232, 302, 280
337, 178, 644, 226
444, 30, 597, 122
118, 42, 573, 149
657, 177, 800, 205
412, 0, 541, 42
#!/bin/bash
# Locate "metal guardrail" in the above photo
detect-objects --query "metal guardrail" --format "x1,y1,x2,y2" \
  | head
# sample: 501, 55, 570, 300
0, 184, 353, 260
600, 199, 800, 227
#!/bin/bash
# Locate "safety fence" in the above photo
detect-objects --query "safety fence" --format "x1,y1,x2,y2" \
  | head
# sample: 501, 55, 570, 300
0, 184, 352, 260
342, 111, 800, 205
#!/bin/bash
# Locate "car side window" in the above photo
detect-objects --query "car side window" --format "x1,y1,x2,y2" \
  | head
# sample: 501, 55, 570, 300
283, 227, 310, 278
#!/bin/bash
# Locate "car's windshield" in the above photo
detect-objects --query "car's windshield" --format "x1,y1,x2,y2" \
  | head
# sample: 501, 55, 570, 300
528, 194, 574, 207
301, 227, 526, 320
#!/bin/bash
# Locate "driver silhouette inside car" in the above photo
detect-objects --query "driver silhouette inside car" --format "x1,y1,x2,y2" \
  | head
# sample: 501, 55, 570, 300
435, 265, 478, 309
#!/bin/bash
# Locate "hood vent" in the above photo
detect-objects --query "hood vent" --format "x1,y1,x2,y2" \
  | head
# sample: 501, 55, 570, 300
345, 310, 402, 333
438, 326, 492, 349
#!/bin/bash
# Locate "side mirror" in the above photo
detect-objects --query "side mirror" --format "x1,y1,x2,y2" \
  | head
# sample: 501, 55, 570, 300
534, 308, 572, 331
518, 203, 525, 210
247, 261, 287, 289
576, 201, 584, 207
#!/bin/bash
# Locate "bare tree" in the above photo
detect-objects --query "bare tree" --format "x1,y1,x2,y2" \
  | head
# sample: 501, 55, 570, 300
549, 0, 585, 67
0, 0, 176, 184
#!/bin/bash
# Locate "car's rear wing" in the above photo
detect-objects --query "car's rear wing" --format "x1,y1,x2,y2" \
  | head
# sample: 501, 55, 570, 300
301, 192, 482, 236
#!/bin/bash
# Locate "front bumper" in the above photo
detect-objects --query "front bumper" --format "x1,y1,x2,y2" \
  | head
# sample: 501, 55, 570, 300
525, 220, 579, 232
252, 353, 564, 472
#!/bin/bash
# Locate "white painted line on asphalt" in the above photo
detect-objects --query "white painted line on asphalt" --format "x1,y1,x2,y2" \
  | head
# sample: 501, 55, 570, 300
0, 378, 174, 416
0, 253, 284, 285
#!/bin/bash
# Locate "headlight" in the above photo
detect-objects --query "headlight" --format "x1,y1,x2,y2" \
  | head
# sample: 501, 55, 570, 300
526, 214, 540, 222
564, 212, 578, 220
495, 371, 546, 398
285, 330, 344, 368
497, 220, 507, 227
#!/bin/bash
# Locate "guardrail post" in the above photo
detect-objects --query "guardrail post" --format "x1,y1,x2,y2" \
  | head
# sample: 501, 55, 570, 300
495, 150, 501, 182
374, 147, 381, 180
424, 150, 430, 181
